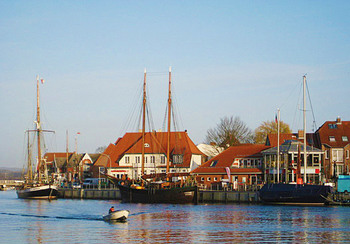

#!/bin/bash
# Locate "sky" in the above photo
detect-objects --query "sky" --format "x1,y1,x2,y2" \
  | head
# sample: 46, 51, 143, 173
1, 1, 349, 168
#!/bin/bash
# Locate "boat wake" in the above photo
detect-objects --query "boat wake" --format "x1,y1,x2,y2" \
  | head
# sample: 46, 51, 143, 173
0, 212, 103, 221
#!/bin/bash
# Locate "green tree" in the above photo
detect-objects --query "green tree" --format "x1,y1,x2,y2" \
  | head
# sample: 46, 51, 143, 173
254, 120, 291, 144
205, 116, 254, 150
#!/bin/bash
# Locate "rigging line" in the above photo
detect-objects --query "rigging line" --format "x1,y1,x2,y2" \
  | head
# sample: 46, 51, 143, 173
279, 80, 301, 110
119, 79, 143, 134
145, 84, 155, 132
291, 81, 303, 132
305, 80, 317, 131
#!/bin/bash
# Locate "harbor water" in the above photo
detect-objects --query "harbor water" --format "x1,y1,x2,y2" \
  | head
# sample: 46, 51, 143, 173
1, 190, 350, 243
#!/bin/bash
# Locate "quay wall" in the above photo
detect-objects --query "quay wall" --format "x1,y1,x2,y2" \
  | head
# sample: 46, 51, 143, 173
199, 190, 259, 203
59, 188, 260, 203
59, 188, 121, 200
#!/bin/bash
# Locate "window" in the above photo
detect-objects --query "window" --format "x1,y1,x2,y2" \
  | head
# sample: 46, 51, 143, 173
347, 150, 349, 159
332, 149, 344, 162
214, 177, 218, 181
342, 136, 348, 142
210, 160, 218, 167
144, 143, 150, 148
328, 124, 338, 129
329, 136, 336, 142
161, 156, 166, 164
125, 156, 130, 164
325, 150, 329, 159
144, 157, 148, 164
136, 156, 140, 164
173, 155, 183, 164
150, 156, 155, 164
161, 169, 166, 173
201, 177, 204, 181
207, 177, 211, 182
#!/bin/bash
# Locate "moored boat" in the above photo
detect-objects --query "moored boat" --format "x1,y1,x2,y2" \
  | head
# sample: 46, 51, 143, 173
16, 76, 58, 200
259, 75, 332, 205
118, 181, 197, 204
17, 184, 58, 200
259, 183, 331, 205
117, 68, 198, 204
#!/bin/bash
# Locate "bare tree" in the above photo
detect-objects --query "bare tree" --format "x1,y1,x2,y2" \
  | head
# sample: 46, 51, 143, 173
95, 146, 107, 153
205, 116, 254, 150
254, 120, 291, 144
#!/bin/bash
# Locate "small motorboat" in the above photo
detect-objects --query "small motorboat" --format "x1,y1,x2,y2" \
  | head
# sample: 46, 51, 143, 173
103, 210, 130, 222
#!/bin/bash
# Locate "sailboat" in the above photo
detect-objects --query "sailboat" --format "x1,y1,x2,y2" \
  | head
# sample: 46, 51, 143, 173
259, 75, 331, 205
117, 68, 198, 204
17, 76, 59, 199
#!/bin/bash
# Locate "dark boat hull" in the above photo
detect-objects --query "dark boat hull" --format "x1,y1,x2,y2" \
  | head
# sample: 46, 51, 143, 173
118, 183, 197, 204
259, 183, 332, 205
17, 185, 59, 200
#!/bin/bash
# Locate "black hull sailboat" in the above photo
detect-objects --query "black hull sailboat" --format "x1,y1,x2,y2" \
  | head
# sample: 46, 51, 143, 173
117, 67, 198, 204
259, 183, 331, 205
118, 183, 197, 204
17, 184, 58, 200
16, 76, 58, 200
259, 76, 332, 205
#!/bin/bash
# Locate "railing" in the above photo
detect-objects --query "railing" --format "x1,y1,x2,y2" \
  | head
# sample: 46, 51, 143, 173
0, 180, 24, 186
198, 183, 263, 192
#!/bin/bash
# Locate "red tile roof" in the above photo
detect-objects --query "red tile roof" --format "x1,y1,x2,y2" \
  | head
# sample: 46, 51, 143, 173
43, 152, 75, 162
94, 131, 204, 168
266, 134, 297, 147
192, 144, 270, 174
316, 119, 350, 148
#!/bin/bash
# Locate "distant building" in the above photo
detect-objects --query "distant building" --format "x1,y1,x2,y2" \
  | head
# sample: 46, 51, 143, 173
91, 131, 205, 180
314, 117, 350, 179
191, 144, 270, 189
43, 152, 99, 182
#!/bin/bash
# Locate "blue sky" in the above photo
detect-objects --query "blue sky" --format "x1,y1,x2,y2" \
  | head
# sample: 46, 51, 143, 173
1, 1, 349, 168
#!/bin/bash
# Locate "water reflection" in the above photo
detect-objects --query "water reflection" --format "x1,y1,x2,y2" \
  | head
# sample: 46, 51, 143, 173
2, 191, 350, 243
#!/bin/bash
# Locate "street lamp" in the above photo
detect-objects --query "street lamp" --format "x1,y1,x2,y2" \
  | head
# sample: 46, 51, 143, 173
99, 153, 112, 189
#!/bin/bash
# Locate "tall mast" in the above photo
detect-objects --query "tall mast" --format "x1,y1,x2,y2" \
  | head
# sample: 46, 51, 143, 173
277, 108, 280, 183
36, 76, 42, 182
303, 75, 307, 183
166, 66, 172, 175
27, 131, 33, 182
141, 68, 146, 177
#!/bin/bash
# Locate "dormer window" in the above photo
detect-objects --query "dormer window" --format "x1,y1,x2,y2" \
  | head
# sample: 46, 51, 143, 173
144, 143, 150, 148
210, 160, 218, 167
328, 124, 338, 129
329, 136, 336, 142
342, 136, 348, 142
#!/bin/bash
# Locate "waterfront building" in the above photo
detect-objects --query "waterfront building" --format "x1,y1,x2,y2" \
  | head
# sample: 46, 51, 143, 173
314, 117, 350, 179
261, 140, 323, 184
43, 152, 100, 183
91, 131, 204, 180
191, 144, 270, 190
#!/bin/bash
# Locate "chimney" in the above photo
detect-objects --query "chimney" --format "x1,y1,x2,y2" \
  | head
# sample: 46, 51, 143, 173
336, 116, 341, 125
298, 130, 304, 139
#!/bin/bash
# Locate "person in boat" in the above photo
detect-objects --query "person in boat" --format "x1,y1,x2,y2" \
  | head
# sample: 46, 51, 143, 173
109, 206, 115, 214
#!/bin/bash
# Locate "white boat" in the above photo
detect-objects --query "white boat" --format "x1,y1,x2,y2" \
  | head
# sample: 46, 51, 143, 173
103, 210, 130, 222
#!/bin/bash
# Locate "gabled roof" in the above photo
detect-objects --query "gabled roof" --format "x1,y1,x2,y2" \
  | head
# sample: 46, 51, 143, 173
43, 152, 75, 162
315, 118, 350, 148
94, 131, 204, 168
262, 140, 322, 155
266, 134, 297, 147
192, 144, 270, 174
